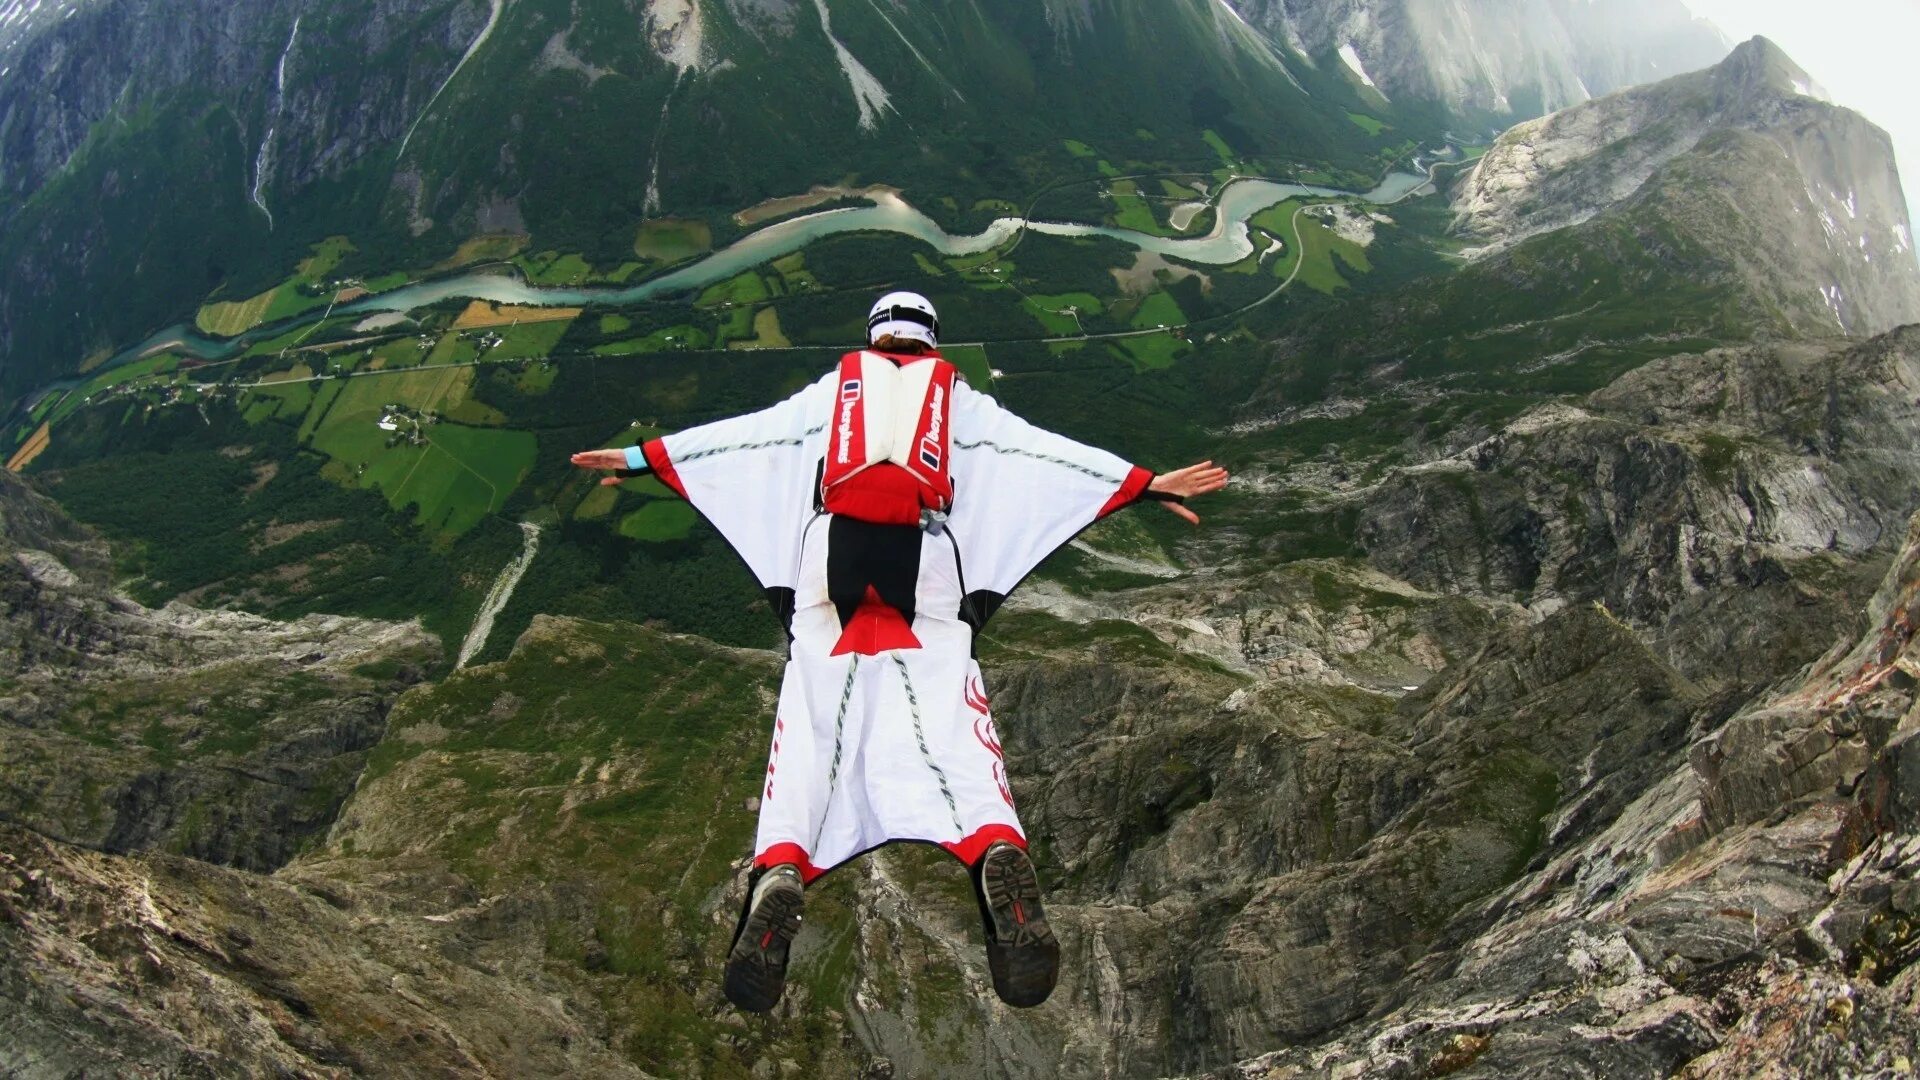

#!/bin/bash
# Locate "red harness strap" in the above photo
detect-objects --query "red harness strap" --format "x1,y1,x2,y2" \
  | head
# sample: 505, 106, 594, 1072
820, 351, 957, 527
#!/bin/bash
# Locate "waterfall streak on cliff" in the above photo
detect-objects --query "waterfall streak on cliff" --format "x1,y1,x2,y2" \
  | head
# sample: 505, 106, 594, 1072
861, 0, 957, 101
251, 16, 300, 227
456, 521, 540, 669
643, 75, 681, 216
812, 0, 891, 130
396, 0, 505, 162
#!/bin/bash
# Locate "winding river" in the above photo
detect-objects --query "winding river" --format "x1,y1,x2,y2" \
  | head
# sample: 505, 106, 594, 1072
104, 170, 1432, 370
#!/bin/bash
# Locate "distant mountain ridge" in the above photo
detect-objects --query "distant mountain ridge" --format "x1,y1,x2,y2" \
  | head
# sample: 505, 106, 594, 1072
1453, 36, 1920, 336
1225, 0, 1729, 117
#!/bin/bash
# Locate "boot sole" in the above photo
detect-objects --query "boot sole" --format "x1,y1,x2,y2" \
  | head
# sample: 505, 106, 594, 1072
980, 845, 1059, 1008
724, 879, 805, 1013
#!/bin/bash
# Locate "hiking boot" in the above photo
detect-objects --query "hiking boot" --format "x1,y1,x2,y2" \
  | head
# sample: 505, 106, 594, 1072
975, 841, 1059, 1007
724, 864, 806, 1012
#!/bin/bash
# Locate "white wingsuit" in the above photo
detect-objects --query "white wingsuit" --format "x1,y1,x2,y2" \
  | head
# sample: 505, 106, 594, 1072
627, 350, 1152, 881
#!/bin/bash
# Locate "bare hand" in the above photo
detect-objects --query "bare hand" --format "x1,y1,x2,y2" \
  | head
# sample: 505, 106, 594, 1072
1148, 461, 1229, 525
571, 448, 634, 487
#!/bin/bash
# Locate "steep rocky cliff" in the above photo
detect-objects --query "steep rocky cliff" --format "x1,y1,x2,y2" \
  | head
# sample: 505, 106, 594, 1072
0, 467, 440, 870
1226, 0, 1727, 116
1452, 38, 1920, 336
1360, 328, 1920, 685
1210, 500, 1920, 1079
1232, 41, 1920, 414
6, 319, 1919, 1075
2, 10, 1917, 1072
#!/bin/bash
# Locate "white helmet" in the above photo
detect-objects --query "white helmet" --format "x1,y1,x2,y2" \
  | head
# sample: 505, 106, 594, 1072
867, 291, 939, 348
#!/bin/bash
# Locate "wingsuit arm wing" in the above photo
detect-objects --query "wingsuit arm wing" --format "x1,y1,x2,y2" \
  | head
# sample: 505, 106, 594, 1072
946, 382, 1152, 604
622, 373, 834, 591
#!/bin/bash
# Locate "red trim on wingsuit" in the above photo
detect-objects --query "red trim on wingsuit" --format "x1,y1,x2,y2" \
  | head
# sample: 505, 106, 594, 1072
754, 842, 826, 884
830, 585, 923, 656
1096, 465, 1155, 519
941, 823, 1028, 867
641, 439, 687, 499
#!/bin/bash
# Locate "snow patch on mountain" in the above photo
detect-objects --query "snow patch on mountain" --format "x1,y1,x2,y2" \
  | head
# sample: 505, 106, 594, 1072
1039, 0, 1095, 40
1821, 283, 1847, 330
1226, 0, 1724, 117
1789, 73, 1832, 102
813, 0, 892, 130
1338, 42, 1381, 93
0, 0, 90, 60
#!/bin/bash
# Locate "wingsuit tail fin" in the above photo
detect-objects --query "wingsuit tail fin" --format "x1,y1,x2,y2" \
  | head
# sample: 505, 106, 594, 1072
831, 585, 922, 656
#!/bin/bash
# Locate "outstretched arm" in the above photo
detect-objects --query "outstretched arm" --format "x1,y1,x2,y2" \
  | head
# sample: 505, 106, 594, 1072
946, 383, 1232, 600
1144, 461, 1231, 525
569, 447, 647, 486
566, 373, 836, 591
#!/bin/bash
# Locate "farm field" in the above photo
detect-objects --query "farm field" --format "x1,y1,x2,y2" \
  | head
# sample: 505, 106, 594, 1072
1347, 112, 1390, 136
941, 345, 994, 388
1292, 214, 1373, 293
297, 362, 535, 535
633, 218, 713, 263
729, 308, 791, 350
1107, 180, 1168, 236
1022, 292, 1103, 336
452, 302, 582, 329
195, 236, 357, 335
595, 326, 710, 355
1129, 291, 1186, 330
1112, 332, 1185, 371
617, 500, 698, 541
6, 422, 50, 471
440, 233, 529, 269
196, 288, 281, 336
488, 321, 576, 361
515, 251, 595, 285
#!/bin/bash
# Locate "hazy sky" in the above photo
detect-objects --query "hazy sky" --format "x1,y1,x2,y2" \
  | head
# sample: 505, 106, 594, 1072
1680, 0, 1920, 241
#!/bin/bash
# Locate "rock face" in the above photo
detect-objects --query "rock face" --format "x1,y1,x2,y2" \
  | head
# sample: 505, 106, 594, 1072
9, 329, 1920, 1076
1227, 0, 1727, 116
1360, 328, 1920, 685
0, 467, 439, 870
0, 822, 652, 1078
1204, 504, 1920, 1080
1452, 38, 1920, 335
0, 0, 485, 206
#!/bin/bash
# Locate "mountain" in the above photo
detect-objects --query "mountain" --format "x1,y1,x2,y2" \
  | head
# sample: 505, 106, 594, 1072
1230, 37, 1920, 425
6, 324, 1920, 1076
1225, 0, 1729, 117
0, 0, 1369, 394
1453, 36, 1920, 336
0, 467, 439, 870
5, 3, 1920, 1076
